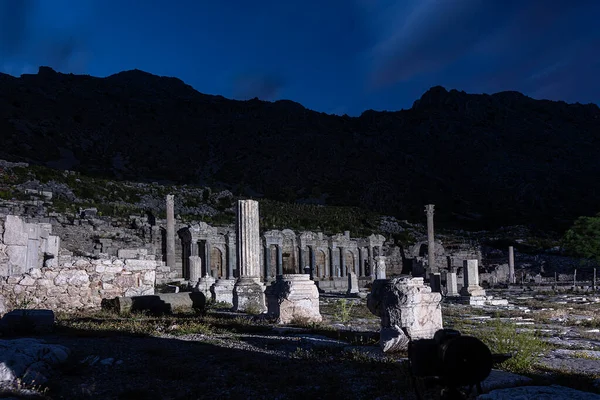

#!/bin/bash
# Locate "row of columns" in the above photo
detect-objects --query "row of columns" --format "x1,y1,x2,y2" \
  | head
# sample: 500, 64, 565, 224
262, 244, 381, 279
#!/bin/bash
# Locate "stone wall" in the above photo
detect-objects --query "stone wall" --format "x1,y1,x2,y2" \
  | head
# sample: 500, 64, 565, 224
0, 256, 156, 312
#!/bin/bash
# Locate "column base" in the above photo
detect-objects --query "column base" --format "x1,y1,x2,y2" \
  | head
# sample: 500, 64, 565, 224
211, 279, 235, 305
232, 277, 266, 313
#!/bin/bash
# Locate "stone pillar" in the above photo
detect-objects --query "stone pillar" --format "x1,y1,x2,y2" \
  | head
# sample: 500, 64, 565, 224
444, 271, 459, 297
347, 272, 359, 295
264, 244, 271, 280
232, 200, 266, 312
508, 246, 515, 284
166, 194, 176, 270
309, 246, 316, 280
460, 259, 486, 297
375, 256, 387, 280
593, 268, 597, 291
368, 246, 374, 278
425, 204, 436, 273
358, 248, 364, 277
298, 246, 304, 274
189, 256, 202, 284
339, 247, 346, 276
204, 241, 212, 277
276, 245, 283, 275
226, 233, 235, 279
430, 273, 441, 293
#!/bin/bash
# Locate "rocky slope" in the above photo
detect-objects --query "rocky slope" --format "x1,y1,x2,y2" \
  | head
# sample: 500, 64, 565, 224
2, 67, 600, 230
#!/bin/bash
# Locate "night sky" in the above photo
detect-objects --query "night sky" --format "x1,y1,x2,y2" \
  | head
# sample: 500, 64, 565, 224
1, 0, 599, 116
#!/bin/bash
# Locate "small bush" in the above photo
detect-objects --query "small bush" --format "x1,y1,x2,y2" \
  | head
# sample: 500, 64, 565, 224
332, 299, 354, 324
479, 319, 549, 373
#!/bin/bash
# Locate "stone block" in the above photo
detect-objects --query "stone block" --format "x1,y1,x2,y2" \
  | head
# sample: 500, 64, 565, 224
265, 274, 322, 324
211, 279, 235, 305
367, 276, 442, 352
3, 216, 28, 246
347, 272, 359, 295
232, 277, 266, 313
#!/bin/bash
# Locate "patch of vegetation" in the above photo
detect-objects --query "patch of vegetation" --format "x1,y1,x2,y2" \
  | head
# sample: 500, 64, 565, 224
258, 198, 381, 236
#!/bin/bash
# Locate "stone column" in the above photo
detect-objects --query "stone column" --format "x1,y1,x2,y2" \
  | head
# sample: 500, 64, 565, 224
460, 259, 486, 297
204, 241, 212, 277
226, 233, 235, 279
166, 194, 176, 269
276, 245, 283, 275
298, 247, 304, 274
339, 247, 346, 276
368, 246, 374, 278
425, 204, 436, 273
375, 256, 387, 280
264, 244, 271, 280
309, 246, 316, 279
189, 256, 202, 284
445, 271, 459, 296
508, 246, 515, 284
358, 248, 364, 277
233, 200, 266, 312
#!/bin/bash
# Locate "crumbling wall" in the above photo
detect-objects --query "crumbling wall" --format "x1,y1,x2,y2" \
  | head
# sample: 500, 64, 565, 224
0, 256, 156, 312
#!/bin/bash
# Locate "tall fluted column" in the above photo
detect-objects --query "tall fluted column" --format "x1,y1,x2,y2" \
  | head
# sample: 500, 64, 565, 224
233, 200, 266, 312
166, 195, 176, 270
425, 204, 436, 273
237, 200, 260, 278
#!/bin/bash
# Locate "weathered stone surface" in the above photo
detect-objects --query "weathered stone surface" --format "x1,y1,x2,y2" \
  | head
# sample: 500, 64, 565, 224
2, 216, 28, 246
367, 276, 442, 352
0, 257, 157, 312
347, 272, 359, 295
211, 279, 234, 305
189, 255, 202, 284
461, 259, 486, 297
233, 278, 266, 313
0, 338, 70, 386
380, 326, 410, 352
445, 271, 459, 297
477, 385, 600, 400
265, 274, 322, 324
375, 256, 387, 280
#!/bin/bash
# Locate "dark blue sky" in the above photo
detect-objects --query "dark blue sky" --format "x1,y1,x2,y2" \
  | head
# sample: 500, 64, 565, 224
1, 0, 599, 116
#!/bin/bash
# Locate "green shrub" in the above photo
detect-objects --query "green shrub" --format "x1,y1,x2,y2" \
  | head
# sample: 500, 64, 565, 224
479, 319, 549, 373
332, 299, 355, 324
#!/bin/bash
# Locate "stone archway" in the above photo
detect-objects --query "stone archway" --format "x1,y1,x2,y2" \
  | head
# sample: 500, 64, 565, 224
315, 249, 327, 278
211, 247, 224, 278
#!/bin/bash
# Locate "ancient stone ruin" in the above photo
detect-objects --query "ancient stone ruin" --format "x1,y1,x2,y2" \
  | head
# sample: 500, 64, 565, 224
367, 276, 443, 352
265, 274, 322, 324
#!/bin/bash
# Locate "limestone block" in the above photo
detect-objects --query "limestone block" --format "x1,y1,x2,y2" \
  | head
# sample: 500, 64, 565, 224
367, 276, 442, 352
45, 236, 60, 257
232, 277, 266, 313
3, 216, 28, 246
347, 272, 359, 295
124, 259, 156, 270
460, 259, 486, 297
6, 245, 27, 273
211, 279, 235, 305
18, 276, 36, 286
380, 326, 410, 353
117, 248, 148, 259
265, 274, 321, 324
